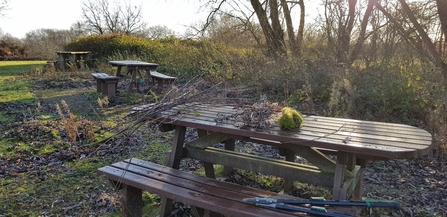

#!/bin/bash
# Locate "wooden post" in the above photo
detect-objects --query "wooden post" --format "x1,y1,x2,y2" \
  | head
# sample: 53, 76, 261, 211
352, 158, 368, 200
283, 149, 295, 192
160, 126, 187, 217
222, 139, 235, 176
332, 152, 356, 200
116, 65, 123, 77
197, 129, 216, 178
127, 67, 138, 98
122, 184, 142, 217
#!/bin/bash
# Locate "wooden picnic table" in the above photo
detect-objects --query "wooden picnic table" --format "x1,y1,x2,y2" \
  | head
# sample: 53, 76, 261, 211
56, 51, 90, 70
108, 60, 159, 97
154, 103, 432, 215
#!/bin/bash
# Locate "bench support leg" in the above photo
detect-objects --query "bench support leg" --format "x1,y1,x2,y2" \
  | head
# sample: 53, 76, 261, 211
122, 184, 143, 217
283, 149, 295, 192
160, 126, 187, 217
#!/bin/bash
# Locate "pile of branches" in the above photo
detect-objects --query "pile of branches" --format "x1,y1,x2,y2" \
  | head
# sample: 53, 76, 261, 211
120, 77, 244, 136
118, 77, 284, 137
215, 100, 283, 129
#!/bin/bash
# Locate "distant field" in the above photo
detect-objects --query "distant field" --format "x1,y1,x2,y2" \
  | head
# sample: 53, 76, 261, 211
0, 61, 46, 103
0, 60, 47, 77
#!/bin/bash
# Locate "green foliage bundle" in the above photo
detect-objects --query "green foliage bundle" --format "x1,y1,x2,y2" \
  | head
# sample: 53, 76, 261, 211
277, 107, 304, 129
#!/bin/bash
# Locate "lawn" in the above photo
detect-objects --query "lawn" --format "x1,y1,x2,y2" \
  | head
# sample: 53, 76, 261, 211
0, 61, 167, 216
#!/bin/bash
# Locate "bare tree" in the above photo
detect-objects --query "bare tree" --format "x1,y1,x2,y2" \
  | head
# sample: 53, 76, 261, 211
202, 0, 309, 58
143, 25, 175, 39
281, 0, 305, 56
81, 0, 146, 35
207, 14, 263, 48
373, 0, 447, 77
24, 29, 75, 59
349, 0, 376, 63
0, 0, 9, 17
324, 0, 359, 62
436, 0, 447, 43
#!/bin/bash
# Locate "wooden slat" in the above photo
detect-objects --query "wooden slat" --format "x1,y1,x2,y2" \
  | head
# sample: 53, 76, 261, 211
97, 159, 303, 217
156, 104, 433, 159
184, 147, 335, 188
185, 132, 232, 149
160, 114, 420, 158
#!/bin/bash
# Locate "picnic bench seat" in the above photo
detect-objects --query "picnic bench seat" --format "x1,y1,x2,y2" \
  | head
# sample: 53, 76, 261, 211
97, 158, 356, 217
91, 73, 120, 97
150, 71, 177, 91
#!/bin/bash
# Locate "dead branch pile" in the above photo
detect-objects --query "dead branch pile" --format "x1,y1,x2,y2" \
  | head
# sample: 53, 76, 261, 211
122, 78, 283, 135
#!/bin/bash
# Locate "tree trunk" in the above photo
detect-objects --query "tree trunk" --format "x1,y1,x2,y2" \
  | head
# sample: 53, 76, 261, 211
281, 0, 297, 54
350, 0, 376, 63
296, 0, 305, 56
250, 0, 286, 57
436, 0, 447, 43
398, 0, 447, 76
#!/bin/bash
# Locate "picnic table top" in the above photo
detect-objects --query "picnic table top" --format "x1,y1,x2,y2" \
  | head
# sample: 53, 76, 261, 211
156, 103, 433, 159
108, 60, 159, 67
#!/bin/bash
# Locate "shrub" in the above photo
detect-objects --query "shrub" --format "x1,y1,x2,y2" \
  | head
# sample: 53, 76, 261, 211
332, 64, 445, 124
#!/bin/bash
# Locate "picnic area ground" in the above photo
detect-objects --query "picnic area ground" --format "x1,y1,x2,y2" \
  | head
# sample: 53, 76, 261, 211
0, 61, 446, 216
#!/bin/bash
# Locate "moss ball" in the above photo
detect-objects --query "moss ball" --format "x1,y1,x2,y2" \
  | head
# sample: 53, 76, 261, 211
277, 107, 304, 129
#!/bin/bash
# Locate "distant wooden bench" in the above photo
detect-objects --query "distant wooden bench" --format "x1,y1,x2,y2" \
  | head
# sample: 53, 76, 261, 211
150, 71, 177, 91
91, 73, 120, 97
97, 158, 314, 217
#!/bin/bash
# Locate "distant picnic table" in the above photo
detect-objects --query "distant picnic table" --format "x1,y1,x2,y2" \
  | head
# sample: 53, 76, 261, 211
56, 51, 90, 70
108, 60, 176, 97
98, 103, 433, 216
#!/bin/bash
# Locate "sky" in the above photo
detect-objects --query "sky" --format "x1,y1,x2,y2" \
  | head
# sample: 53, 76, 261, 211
0, 0, 320, 39
0, 0, 207, 38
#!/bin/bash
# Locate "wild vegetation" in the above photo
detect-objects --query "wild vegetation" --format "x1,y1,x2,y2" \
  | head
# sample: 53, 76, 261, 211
1, 0, 447, 216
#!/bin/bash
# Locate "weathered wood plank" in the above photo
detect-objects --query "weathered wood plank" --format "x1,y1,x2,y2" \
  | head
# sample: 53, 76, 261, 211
99, 166, 296, 217
97, 159, 304, 217
162, 114, 423, 157
185, 132, 232, 149
184, 146, 335, 188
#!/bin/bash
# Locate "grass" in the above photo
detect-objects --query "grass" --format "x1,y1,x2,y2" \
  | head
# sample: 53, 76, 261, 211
0, 61, 170, 216
0, 61, 46, 103
0, 61, 47, 77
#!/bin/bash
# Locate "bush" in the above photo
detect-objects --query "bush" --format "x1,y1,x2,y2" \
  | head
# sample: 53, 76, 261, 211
65, 35, 260, 83
333, 64, 445, 124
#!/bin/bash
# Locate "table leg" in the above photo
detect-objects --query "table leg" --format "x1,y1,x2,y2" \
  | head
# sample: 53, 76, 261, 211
116, 66, 123, 77
126, 69, 137, 98
283, 149, 295, 192
222, 139, 235, 176
160, 126, 187, 217
332, 152, 356, 200
352, 159, 368, 200
197, 130, 216, 178
144, 68, 152, 87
